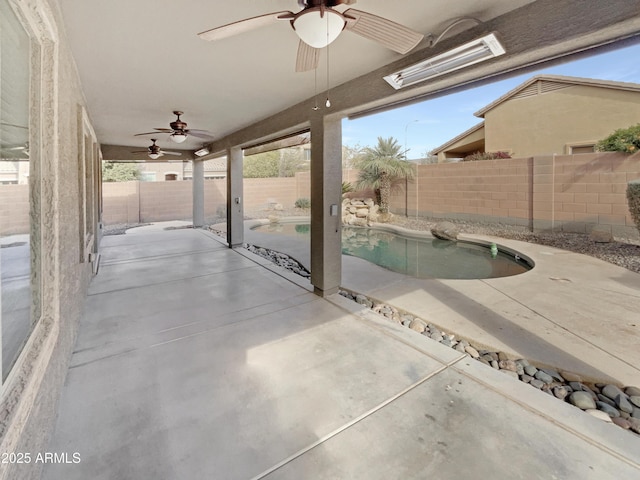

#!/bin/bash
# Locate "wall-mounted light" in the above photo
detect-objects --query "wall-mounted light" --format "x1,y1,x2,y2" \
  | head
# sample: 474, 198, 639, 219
194, 146, 210, 157
383, 33, 505, 90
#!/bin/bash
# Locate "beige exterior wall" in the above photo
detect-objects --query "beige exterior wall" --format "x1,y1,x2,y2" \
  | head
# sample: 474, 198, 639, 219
484, 85, 640, 157
1, 0, 101, 477
390, 152, 640, 239
436, 125, 486, 162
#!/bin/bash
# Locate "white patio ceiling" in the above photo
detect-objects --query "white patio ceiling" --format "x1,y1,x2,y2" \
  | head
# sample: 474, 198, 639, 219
57, 1, 640, 156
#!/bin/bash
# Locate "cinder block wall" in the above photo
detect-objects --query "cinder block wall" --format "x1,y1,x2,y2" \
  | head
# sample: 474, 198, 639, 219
0, 184, 30, 235
101, 154, 640, 239
140, 181, 193, 222
243, 177, 298, 209
100, 181, 139, 225
102, 177, 301, 224
390, 152, 640, 239
531, 153, 638, 237
395, 157, 533, 227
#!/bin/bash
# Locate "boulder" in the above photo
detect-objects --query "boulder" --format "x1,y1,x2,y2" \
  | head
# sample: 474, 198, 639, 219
431, 221, 459, 241
589, 226, 613, 243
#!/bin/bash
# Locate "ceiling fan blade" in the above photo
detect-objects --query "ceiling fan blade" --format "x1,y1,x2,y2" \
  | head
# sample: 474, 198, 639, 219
0, 143, 26, 150
186, 129, 215, 139
198, 11, 294, 42
134, 131, 163, 137
154, 128, 174, 132
131, 150, 149, 153
343, 8, 424, 54
295, 40, 320, 72
160, 150, 182, 156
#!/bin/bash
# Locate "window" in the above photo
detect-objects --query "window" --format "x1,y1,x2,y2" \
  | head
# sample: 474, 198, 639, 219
570, 145, 595, 154
0, 0, 35, 381
140, 172, 156, 182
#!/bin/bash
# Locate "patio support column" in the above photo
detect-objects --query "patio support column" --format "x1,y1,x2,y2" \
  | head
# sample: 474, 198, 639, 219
227, 146, 244, 248
193, 159, 205, 227
310, 114, 342, 297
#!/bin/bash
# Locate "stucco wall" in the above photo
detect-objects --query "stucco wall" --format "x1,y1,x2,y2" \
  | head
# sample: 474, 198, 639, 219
0, 1, 100, 478
485, 85, 640, 157
390, 152, 640, 239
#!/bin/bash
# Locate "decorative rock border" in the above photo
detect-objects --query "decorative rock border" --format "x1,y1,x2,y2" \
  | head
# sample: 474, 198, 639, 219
245, 244, 310, 278
246, 243, 640, 437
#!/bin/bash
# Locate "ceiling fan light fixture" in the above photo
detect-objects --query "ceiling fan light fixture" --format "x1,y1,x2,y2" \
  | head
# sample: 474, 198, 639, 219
148, 152, 161, 160
170, 132, 188, 143
383, 33, 506, 90
293, 9, 345, 48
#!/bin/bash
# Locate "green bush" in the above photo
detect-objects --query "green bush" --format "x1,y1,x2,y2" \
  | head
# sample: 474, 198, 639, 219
294, 197, 311, 209
463, 151, 511, 161
342, 181, 354, 194
627, 180, 640, 234
102, 161, 140, 182
596, 124, 640, 154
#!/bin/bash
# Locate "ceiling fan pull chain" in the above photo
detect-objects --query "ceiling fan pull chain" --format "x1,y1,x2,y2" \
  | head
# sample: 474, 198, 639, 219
325, 13, 331, 108
313, 65, 320, 110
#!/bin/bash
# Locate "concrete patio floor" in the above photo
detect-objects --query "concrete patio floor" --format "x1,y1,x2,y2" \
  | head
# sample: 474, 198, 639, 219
43, 225, 640, 479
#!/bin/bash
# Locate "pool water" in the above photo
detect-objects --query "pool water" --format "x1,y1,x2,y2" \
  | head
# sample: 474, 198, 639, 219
252, 223, 532, 280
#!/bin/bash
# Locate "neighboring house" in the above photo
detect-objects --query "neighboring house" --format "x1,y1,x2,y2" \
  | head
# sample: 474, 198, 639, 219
0, 159, 29, 184
431, 75, 640, 162
137, 161, 187, 182
183, 157, 227, 180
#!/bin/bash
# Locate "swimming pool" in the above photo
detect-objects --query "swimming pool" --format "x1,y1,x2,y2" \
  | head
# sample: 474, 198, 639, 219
251, 222, 532, 280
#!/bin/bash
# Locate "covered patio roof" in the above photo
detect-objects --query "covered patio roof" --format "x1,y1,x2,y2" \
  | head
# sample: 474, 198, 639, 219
58, 0, 640, 157
57, 0, 640, 295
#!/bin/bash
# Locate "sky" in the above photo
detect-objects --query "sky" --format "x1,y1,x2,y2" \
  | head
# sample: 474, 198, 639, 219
341, 42, 640, 159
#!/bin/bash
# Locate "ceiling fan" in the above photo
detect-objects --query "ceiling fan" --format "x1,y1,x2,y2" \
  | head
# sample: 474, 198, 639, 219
198, 0, 424, 72
135, 111, 214, 144
132, 139, 183, 160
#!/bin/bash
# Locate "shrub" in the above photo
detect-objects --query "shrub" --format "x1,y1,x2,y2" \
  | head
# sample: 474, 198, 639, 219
294, 197, 311, 209
342, 181, 354, 194
102, 162, 140, 182
596, 124, 640, 154
463, 151, 511, 161
627, 180, 640, 235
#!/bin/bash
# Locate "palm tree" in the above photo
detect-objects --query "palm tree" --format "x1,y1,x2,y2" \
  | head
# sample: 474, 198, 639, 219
354, 136, 414, 214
